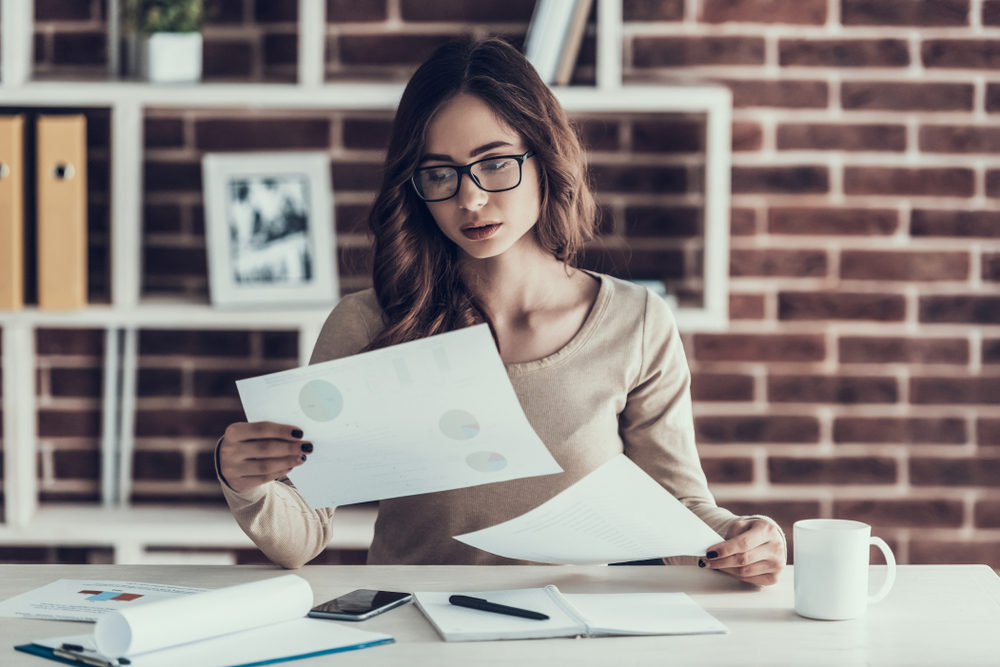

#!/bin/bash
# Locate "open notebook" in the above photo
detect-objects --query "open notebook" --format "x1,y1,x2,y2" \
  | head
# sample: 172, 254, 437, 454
413, 586, 728, 642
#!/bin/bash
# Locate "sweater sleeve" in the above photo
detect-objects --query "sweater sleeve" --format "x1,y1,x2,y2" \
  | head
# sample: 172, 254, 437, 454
218, 291, 380, 569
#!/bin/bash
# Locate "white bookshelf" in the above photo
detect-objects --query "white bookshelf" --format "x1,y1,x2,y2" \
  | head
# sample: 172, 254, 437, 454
0, 0, 731, 563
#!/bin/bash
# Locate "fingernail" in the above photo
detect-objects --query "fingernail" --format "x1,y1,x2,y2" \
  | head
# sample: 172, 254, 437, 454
300, 455, 307, 462
291, 429, 304, 438
707, 551, 719, 559
698, 559, 706, 568
301, 442, 313, 453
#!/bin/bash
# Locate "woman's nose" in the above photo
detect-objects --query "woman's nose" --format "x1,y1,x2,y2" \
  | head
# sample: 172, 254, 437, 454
457, 173, 488, 210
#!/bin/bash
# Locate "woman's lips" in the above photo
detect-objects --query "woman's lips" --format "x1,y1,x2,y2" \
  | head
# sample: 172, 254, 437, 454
461, 223, 501, 240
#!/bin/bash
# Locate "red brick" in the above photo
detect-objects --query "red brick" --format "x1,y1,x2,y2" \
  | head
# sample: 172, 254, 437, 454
919, 296, 1000, 324
134, 409, 244, 438
841, 250, 969, 281
194, 119, 330, 151
910, 377, 1000, 405
263, 34, 298, 66
262, 332, 299, 359
724, 79, 828, 108
624, 207, 701, 238
255, 0, 297, 21
202, 40, 254, 78
834, 499, 964, 528
691, 374, 755, 402
693, 333, 825, 361
911, 209, 1000, 238
980, 419, 1000, 445
632, 119, 704, 153
729, 293, 765, 319
730, 208, 756, 235
844, 167, 974, 197
842, 0, 970, 26
339, 34, 457, 65
196, 450, 219, 481
777, 124, 905, 152
144, 118, 185, 148
974, 501, 1000, 528
780, 39, 908, 68
133, 450, 184, 480
52, 32, 106, 66
731, 166, 829, 194
575, 118, 620, 151
331, 162, 392, 192
144, 161, 202, 193
701, 457, 754, 483
590, 165, 688, 194
633, 37, 765, 67
987, 84, 1000, 113
983, 253, 1000, 281
779, 292, 906, 321
339, 245, 375, 281
49, 369, 102, 397
38, 410, 101, 437
52, 449, 100, 480
986, 0, 1000, 24
721, 500, 821, 527
205, 0, 245, 23
579, 248, 686, 281
833, 417, 966, 444
911, 457, 1000, 486
769, 456, 896, 484
730, 249, 827, 277
920, 125, 1000, 154
144, 247, 207, 277
695, 416, 820, 443
342, 118, 393, 150
923, 40, 1000, 69
335, 204, 370, 235
839, 337, 969, 364
910, 540, 1000, 567
701, 0, 826, 23
194, 369, 267, 397
327, 0, 387, 22
985, 339, 1000, 364
768, 375, 898, 404
36, 329, 103, 355
986, 170, 1000, 197
139, 330, 251, 357
731, 122, 762, 152
841, 82, 974, 111
769, 207, 898, 235
35, 0, 97, 19
624, 0, 685, 20
143, 205, 182, 234
401, 0, 535, 21
137, 369, 183, 397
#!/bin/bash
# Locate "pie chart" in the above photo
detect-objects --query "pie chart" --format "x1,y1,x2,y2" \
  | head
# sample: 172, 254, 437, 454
299, 379, 343, 422
466, 451, 507, 472
439, 409, 480, 440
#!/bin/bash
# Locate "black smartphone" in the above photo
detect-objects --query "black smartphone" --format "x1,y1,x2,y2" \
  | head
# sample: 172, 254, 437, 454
308, 589, 412, 621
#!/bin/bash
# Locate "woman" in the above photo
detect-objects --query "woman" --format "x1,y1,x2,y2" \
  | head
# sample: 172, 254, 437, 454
217, 37, 786, 585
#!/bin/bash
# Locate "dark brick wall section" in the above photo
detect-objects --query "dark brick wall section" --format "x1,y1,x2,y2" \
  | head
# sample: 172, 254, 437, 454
779, 40, 909, 68
841, 0, 970, 27
833, 418, 967, 444
701, 0, 827, 24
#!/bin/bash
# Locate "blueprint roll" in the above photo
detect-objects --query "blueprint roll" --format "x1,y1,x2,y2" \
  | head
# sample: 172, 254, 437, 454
94, 575, 313, 657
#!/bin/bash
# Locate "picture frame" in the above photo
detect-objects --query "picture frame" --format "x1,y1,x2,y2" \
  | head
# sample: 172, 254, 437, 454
202, 152, 338, 309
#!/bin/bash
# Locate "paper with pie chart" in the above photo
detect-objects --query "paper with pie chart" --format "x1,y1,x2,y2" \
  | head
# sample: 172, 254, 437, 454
236, 324, 563, 508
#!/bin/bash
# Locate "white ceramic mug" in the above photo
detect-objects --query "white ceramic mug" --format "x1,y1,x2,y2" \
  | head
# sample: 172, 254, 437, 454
793, 519, 896, 620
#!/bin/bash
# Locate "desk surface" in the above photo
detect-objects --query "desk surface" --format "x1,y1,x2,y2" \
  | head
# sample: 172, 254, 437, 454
2, 564, 998, 666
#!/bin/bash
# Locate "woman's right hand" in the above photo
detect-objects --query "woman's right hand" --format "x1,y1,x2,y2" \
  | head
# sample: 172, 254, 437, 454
218, 421, 311, 494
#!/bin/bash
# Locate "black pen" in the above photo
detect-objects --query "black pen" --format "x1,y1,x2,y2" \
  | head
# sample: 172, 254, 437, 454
449, 595, 549, 620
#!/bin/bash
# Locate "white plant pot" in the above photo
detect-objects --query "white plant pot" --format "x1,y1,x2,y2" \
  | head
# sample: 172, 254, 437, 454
143, 32, 202, 84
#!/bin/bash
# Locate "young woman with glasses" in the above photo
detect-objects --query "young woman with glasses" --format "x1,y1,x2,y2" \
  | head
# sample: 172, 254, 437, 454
216, 37, 786, 585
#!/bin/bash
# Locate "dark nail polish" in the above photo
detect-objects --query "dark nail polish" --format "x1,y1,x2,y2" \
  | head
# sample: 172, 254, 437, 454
698, 559, 706, 568
301, 442, 313, 453
707, 551, 719, 559
291, 429, 303, 439
300, 455, 307, 462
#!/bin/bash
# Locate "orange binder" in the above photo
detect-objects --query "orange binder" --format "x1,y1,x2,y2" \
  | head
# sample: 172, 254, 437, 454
36, 114, 88, 310
0, 115, 25, 310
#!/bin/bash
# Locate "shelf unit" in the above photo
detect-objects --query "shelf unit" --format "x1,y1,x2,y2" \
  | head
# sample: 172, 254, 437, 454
0, 0, 731, 563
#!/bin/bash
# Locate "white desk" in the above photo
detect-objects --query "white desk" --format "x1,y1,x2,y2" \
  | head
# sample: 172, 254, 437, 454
1, 564, 998, 666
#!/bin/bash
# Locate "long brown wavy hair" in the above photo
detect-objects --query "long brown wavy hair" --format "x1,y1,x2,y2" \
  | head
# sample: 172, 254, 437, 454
363, 36, 597, 352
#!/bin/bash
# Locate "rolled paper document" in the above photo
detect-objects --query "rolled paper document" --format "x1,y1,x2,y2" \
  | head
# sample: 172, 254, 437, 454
94, 575, 313, 657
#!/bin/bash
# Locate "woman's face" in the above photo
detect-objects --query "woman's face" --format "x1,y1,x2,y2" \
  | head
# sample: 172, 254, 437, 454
419, 93, 542, 261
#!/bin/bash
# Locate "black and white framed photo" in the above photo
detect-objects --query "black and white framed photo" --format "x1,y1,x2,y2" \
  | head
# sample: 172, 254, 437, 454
202, 152, 338, 308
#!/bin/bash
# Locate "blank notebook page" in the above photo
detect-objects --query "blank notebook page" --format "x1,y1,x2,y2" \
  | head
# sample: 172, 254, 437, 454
562, 593, 728, 636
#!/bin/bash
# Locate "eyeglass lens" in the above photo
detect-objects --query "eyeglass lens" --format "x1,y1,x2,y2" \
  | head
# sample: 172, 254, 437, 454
414, 156, 523, 201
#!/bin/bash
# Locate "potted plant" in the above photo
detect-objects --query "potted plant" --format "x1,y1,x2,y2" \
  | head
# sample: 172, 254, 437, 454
125, 0, 204, 83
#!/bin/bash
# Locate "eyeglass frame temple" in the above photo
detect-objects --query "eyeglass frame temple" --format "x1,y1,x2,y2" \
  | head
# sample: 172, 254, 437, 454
410, 148, 536, 202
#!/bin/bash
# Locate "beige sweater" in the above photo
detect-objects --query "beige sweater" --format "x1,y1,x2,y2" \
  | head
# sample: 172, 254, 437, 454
221, 273, 756, 568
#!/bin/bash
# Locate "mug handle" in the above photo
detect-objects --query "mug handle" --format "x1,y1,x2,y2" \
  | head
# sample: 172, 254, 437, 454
867, 536, 896, 604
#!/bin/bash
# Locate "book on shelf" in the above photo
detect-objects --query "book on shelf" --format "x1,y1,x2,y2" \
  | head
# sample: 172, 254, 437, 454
0, 115, 25, 310
525, 0, 593, 86
413, 586, 728, 642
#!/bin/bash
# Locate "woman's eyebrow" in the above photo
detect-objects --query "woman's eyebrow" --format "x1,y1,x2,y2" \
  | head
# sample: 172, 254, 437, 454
419, 140, 515, 164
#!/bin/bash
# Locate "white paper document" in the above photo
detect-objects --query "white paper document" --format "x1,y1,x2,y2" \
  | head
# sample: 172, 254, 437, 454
237, 324, 562, 508
0, 579, 207, 621
454, 454, 723, 564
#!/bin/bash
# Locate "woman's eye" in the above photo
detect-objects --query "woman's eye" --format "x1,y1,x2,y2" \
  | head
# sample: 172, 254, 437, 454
482, 159, 511, 172
426, 169, 454, 182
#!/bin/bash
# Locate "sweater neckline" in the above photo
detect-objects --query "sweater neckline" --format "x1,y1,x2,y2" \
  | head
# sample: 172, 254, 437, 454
504, 271, 611, 377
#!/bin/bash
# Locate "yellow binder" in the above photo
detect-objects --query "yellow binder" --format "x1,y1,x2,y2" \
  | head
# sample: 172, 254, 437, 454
0, 115, 25, 310
36, 114, 88, 310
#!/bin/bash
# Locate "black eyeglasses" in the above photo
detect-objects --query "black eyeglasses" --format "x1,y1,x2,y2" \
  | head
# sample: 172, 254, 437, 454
411, 149, 536, 202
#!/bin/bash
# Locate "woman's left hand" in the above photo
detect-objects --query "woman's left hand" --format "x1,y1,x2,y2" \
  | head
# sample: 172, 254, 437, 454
699, 518, 786, 586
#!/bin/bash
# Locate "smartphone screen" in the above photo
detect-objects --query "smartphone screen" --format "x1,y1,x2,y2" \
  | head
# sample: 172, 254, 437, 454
308, 589, 411, 621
